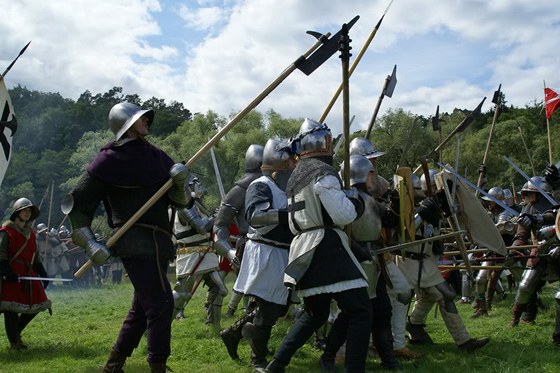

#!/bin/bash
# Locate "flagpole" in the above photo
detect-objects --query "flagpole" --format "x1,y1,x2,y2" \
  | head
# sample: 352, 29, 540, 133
545, 80, 554, 164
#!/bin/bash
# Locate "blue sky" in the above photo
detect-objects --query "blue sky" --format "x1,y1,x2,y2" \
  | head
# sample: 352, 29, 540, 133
1, 0, 559, 136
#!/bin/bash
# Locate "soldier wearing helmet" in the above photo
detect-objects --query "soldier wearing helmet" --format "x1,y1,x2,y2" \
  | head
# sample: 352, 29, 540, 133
224, 138, 296, 370
0, 198, 51, 350
349, 137, 390, 199
320, 154, 404, 370
66, 102, 190, 372
510, 176, 557, 328
266, 119, 372, 373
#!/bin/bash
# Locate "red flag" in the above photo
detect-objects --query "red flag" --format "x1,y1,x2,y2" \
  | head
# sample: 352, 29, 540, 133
545, 87, 560, 119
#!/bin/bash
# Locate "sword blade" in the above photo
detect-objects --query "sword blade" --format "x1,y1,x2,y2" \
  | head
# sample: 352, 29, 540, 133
18, 276, 73, 282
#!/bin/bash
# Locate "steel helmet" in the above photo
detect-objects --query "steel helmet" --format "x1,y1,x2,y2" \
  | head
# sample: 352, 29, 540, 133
262, 138, 292, 173
244, 144, 264, 172
521, 176, 551, 193
503, 188, 514, 206
10, 198, 40, 221
482, 186, 504, 201
297, 118, 332, 158
36, 223, 48, 234
349, 137, 385, 159
108, 102, 154, 140
340, 154, 375, 186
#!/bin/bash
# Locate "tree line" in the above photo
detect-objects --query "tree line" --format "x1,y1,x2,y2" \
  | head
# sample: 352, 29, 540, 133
1, 85, 557, 237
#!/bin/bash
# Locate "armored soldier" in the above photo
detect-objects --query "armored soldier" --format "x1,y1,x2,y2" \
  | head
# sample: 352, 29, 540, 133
67, 102, 190, 373
172, 175, 225, 330
0, 198, 51, 350
510, 177, 556, 327
396, 174, 490, 352
224, 138, 296, 370
265, 119, 371, 373
472, 186, 517, 317
320, 155, 402, 370
213, 144, 264, 319
349, 137, 390, 199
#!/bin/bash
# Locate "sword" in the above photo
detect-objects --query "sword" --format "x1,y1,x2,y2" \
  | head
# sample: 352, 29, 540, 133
18, 276, 73, 282
503, 155, 559, 206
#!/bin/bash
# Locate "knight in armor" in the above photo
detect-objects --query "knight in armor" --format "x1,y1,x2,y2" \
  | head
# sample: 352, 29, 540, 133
510, 177, 557, 327
66, 102, 189, 373
265, 119, 371, 373
319, 154, 403, 370
350, 137, 420, 361
0, 198, 51, 350
171, 175, 226, 331
471, 186, 518, 318
221, 138, 296, 370
396, 172, 490, 352
213, 144, 264, 319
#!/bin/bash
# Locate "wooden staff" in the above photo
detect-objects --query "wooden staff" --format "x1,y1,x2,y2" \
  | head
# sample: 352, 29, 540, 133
476, 84, 501, 193
545, 80, 554, 164
74, 32, 332, 278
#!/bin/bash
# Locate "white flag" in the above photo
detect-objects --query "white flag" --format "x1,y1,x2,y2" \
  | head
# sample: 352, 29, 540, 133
0, 79, 17, 187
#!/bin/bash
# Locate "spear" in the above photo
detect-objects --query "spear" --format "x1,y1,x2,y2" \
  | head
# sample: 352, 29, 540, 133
544, 80, 554, 164
0, 41, 31, 80
476, 84, 501, 193
74, 19, 355, 278
516, 120, 536, 175
319, 0, 394, 123
432, 105, 443, 162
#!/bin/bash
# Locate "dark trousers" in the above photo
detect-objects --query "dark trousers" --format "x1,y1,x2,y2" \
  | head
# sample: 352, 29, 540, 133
324, 275, 395, 365
3, 311, 37, 343
113, 258, 173, 363
273, 287, 371, 373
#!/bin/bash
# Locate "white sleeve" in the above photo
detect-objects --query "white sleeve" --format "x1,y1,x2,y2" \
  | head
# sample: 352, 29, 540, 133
313, 174, 357, 226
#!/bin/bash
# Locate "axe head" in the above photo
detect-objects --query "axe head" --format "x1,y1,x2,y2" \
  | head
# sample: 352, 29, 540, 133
385, 65, 397, 98
432, 105, 440, 131
296, 15, 360, 76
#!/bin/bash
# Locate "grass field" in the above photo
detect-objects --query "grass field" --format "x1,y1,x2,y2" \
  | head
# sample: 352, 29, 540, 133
1, 274, 559, 373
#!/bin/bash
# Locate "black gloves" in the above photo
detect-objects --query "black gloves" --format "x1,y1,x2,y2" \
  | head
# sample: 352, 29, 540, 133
478, 164, 487, 175
517, 213, 544, 229
0, 260, 18, 282
544, 163, 560, 189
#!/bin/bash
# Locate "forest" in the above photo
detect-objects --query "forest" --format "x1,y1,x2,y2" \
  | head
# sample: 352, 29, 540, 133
1, 85, 558, 238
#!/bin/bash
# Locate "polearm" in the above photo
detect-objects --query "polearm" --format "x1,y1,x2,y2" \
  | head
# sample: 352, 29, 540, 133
476, 84, 502, 193
431, 105, 443, 162
365, 64, 397, 139
340, 22, 352, 243
319, 0, 393, 123
544, 80, 554, 164
0, 41, 31, 81
372, 230, 466, 256
503, 155, 559, 206
210, 147, 226, 200
516, 121, 536, 175
414, 97, 486, 174
75, 18, 355, 278
333, 115, 355, 155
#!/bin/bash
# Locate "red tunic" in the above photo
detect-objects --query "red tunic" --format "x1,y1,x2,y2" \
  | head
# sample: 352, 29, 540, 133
0, 225, 51, 314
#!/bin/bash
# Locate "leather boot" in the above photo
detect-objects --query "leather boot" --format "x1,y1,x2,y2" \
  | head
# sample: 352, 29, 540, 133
511, 302, 525, 327
376, 326, 403, 370
458, 337, 490, 352
394, 347, 422, 360
220, 309, 256, 360
264, 359, 285, 373
471, 299, 488, 318
103, 350, 127, 373
405, 320, 433, 345
148, 362, 167, 373
242, 323, 270, 370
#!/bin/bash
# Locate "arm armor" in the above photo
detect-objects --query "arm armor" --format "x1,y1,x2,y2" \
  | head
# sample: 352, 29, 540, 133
177, 206, 214, 235
168, 163, 191, 208
71, 227, 111, 265
248, 201, 288, 227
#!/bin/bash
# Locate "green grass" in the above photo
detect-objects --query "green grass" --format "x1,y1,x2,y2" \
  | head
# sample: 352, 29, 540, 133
1, 275, 560, 372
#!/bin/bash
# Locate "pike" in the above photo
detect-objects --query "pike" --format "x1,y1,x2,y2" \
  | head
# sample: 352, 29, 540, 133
432, 105, 443, 162
371, 230, 466, 255
0, 41, 31, 80
339, 21, 352, 243
210, 146, 226, 200
333, 115, 355, 155
516, 119, 536, 175
503, 155, 559, 206
414, 97, 486, 174
476, 84, 502, 193
319, 1, 394, 122
75, 18, 359, 278
365, 64, 397, 139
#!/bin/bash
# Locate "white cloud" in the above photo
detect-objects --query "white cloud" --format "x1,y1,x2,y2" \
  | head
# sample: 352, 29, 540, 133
178, 5, 227, 31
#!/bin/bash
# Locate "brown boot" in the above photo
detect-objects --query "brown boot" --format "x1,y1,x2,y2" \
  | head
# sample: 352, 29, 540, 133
511, 303, 525, 327
148, 362, 167, 373
394, 347, 422, 360
458, 337, 490, 352
103, 350, 127, 373
220, 309, 256, 360
471, 299, 488, 319
406, 321, 434, 345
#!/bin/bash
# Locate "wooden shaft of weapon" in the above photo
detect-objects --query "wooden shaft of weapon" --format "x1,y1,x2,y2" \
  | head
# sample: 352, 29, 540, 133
365, 89, 385, 139
74, 35, 330, 279
442, 245, 536, 257
439, 265, 504, 272
320, 15, 385, 123
517, 124, 536, 175
545, 81, 554, 164
476, 91, 501, 191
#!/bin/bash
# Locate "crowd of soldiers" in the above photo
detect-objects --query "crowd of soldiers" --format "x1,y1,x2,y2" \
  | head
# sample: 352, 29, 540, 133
10, 101, 559, 373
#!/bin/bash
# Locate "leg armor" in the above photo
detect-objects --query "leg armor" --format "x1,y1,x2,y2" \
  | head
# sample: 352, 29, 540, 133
460, 270, 472, 302
514, 266, 546, 305
205, 271, 228, 330
172, 275, 196, 319
553, 288, 560, 344
474, 267, 489, 297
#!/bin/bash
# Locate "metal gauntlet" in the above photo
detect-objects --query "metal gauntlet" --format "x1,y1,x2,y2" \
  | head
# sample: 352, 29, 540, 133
178, 207, 214, 235
71, 227, 111, 265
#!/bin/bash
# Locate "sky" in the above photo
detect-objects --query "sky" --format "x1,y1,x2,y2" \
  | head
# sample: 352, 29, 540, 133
1, 0, 559, 136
